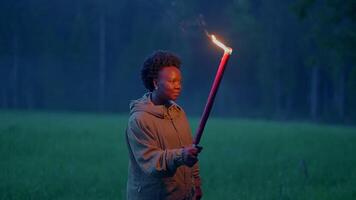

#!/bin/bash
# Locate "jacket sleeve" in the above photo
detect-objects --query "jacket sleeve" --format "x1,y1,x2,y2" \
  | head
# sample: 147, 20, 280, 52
126, 116, 184, 178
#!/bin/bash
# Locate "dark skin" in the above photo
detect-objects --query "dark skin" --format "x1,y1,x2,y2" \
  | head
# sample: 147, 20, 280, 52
151, 66, 203, 200
151, 66, 182, 106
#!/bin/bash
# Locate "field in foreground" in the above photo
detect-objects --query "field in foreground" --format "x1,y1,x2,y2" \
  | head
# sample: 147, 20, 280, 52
1, 111, 356, 200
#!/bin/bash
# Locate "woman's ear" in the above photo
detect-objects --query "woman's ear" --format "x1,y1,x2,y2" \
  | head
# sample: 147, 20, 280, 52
153, 79, 158, 90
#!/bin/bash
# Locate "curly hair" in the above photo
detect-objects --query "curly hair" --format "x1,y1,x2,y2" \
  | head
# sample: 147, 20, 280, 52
141, 50, 181, 92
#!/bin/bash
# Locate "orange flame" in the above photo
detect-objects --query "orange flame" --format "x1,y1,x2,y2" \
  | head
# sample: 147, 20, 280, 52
211, 35, 232, 54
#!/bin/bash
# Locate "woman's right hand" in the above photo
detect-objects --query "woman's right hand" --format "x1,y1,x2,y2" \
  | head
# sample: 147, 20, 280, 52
182, 145, 203, 167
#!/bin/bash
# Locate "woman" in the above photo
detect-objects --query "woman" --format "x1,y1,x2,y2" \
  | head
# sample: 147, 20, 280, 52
125, 50, 203, 200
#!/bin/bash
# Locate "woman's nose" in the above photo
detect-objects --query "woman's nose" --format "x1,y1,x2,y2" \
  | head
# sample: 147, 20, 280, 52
175, 82, 181, 89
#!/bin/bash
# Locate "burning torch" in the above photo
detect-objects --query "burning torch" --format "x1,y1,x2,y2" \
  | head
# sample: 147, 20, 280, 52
193, 35, 233, 145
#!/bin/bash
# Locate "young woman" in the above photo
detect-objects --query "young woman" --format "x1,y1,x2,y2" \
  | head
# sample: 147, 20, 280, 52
125, 51, 203, 200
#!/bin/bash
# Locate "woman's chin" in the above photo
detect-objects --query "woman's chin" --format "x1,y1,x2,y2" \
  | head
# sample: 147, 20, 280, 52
170, 95, 180, 101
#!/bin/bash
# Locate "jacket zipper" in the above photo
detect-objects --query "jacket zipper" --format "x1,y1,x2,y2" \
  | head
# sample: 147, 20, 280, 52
167, 108, 188, 195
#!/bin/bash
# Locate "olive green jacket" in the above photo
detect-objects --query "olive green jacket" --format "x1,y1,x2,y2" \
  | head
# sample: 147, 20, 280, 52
126, 93, 201, 200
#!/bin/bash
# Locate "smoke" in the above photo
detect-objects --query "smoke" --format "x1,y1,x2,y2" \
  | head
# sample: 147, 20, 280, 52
179, 14, 210, 37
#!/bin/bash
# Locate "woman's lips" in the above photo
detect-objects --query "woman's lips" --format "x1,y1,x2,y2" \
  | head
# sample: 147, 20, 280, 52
172, 92, 180, 96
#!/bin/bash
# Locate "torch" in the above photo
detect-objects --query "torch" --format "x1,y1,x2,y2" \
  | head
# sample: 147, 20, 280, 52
193, 35, 233, 145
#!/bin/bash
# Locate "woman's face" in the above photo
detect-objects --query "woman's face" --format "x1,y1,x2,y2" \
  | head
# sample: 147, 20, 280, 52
154, 66, 182, 101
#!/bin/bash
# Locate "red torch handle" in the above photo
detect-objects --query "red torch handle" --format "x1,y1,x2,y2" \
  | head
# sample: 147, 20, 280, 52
194, 52, 231, 145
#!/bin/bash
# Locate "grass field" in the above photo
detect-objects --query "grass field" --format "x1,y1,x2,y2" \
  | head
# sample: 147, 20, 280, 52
1, 111, 356, 200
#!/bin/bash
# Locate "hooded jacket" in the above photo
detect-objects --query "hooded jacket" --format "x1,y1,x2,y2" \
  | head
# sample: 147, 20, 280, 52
126, 93, 201, 200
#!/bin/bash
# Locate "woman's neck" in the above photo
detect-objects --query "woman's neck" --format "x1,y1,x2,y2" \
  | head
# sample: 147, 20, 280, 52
151, 92, 170, 107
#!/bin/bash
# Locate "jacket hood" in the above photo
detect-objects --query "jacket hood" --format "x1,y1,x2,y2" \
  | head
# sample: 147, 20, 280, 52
129, 93, 182, 119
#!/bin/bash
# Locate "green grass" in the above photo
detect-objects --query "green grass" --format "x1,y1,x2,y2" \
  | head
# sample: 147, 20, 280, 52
1, 111, 356, 200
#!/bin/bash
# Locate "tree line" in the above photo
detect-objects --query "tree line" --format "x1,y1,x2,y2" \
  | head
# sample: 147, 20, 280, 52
0, 0, 355, 124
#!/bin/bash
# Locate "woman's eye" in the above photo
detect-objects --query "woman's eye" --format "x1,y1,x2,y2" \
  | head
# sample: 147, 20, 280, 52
168, 80, 182, 85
